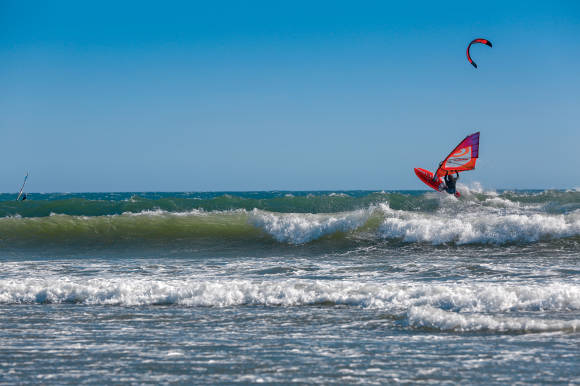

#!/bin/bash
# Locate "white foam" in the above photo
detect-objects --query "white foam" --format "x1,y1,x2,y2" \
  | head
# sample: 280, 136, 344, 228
379, 203, 580, 244
456, 181, 498, 196
482, 196, 524, 209
122, 208, 244, 217
2, 278, 578, 312
119, 208, 252, 219
407, 306, 579, 332
2, 278, 578, 332
1, 214, 22, 219
250, 209, 370, 244
328, 192, 350, 197
123, 208, 176, 216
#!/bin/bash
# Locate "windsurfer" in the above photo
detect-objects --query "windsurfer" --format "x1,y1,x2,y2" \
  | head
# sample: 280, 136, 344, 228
438, 172, 459, 196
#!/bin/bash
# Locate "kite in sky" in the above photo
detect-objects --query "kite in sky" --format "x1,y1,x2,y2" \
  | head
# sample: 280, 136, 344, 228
466, 38, 492, 68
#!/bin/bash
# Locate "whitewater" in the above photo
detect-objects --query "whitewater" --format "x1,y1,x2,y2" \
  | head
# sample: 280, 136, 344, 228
1, 188, 579, 383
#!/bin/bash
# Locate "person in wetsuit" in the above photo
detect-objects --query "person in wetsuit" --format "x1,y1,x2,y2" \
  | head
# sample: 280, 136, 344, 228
443, 172, 459, 195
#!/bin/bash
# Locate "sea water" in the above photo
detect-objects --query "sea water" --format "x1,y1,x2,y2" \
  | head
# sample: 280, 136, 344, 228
0, 188, 579, 383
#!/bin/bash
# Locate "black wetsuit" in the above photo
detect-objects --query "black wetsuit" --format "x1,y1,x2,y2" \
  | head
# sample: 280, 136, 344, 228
444, 173, 458, 195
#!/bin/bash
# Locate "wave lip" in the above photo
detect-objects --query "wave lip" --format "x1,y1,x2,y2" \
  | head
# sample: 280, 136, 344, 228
249, 208, 371, 244
0, 207, 376, 246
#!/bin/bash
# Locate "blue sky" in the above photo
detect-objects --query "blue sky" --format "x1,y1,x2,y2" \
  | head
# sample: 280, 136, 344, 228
1, 1, 579, 191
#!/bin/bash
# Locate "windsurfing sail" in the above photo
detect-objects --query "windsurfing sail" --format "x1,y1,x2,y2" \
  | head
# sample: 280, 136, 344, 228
16, 172, 29, 201
435, 132, 480, 177
467, 38, 492, 68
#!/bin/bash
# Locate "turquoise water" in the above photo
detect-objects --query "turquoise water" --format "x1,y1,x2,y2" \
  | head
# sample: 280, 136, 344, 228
1, 189, 579, 383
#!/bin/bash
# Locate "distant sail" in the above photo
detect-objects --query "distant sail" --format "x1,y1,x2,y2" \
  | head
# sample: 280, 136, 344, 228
16, 172, 29, 201
436, 132, 479, 177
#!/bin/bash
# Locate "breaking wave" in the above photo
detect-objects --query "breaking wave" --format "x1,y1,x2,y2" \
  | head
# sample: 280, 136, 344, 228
1, 278, 578, 332
249, 208, 371, 244
378, 203, 580, 244
0, 190, 579, 247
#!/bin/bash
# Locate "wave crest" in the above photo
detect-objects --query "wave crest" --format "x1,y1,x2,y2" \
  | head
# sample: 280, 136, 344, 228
2, 278, 578, 332
249, 208, 371, 244
2, 278, 578, 310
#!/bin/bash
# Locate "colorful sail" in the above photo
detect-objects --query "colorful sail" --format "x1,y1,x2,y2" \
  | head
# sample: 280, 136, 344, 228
436, 132, 479, 177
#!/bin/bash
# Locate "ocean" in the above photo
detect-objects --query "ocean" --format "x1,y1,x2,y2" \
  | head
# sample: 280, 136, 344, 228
1, 188, 579, 384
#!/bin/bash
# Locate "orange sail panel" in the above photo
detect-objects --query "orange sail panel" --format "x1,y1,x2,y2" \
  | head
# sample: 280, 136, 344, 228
436, 132, 480, 177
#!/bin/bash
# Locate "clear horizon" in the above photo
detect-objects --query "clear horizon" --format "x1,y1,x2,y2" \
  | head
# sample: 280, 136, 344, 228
1, 1, 579, 192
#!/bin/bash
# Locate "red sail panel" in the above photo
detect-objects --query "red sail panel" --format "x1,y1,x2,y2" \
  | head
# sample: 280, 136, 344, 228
436, 132, 480, 177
